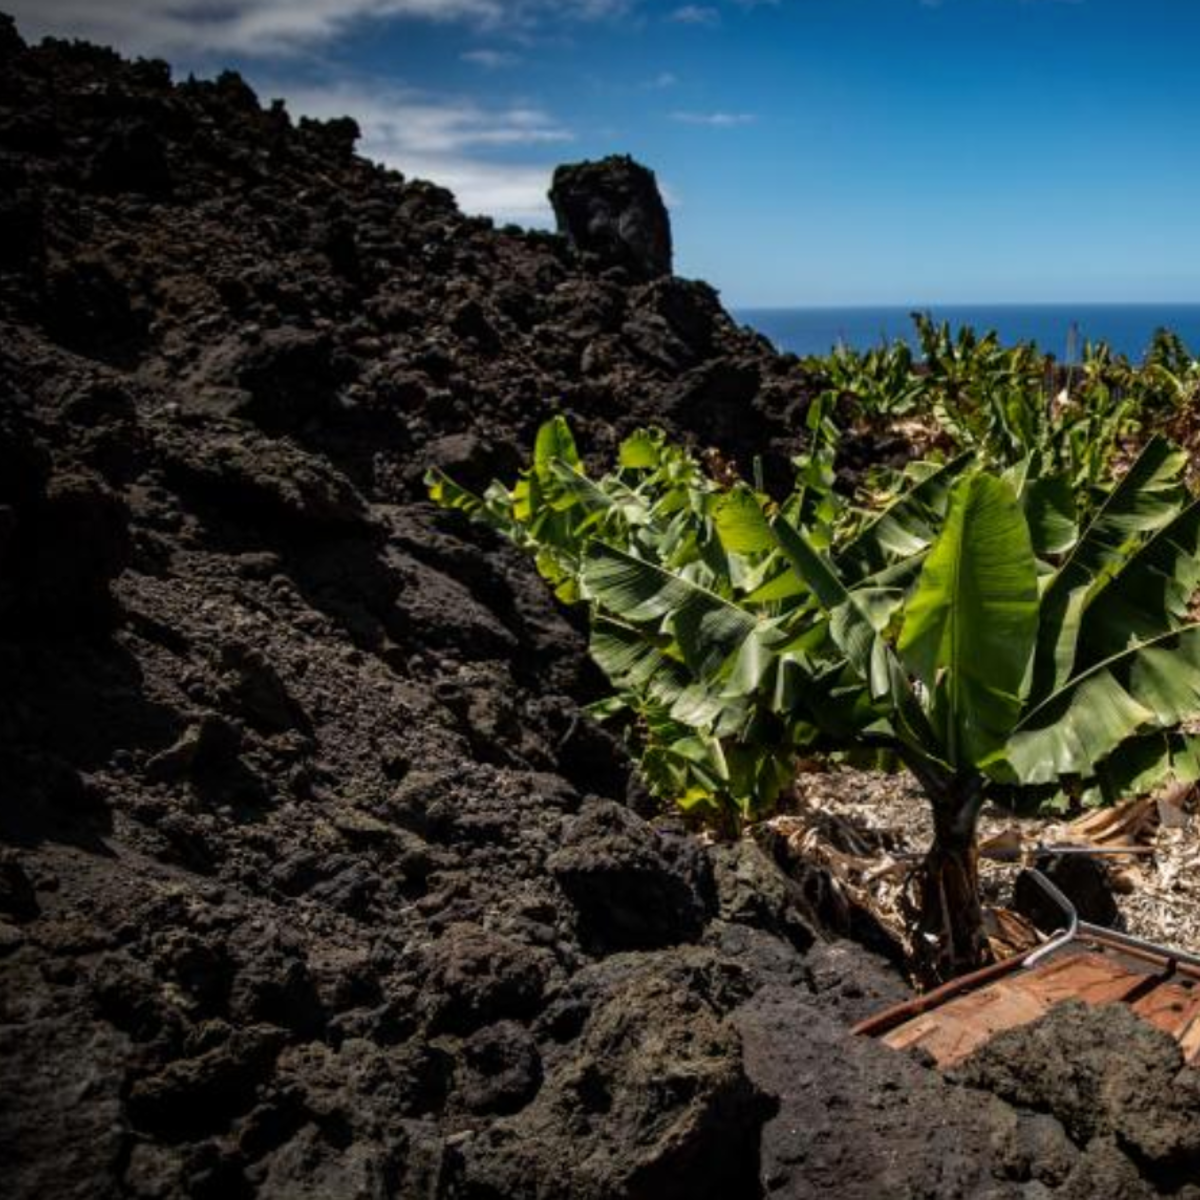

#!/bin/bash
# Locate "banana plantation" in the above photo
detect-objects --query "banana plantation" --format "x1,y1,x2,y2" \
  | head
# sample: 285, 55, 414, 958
430, 318, 1200, 983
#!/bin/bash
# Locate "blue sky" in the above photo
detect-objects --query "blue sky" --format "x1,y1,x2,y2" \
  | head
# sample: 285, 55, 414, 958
9, 0, 1200, 306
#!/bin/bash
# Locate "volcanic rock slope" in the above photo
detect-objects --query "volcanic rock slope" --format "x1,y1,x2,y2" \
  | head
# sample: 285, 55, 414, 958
2, 17, 1199, 1200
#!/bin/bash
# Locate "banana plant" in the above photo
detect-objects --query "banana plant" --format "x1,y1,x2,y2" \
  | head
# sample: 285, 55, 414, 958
431, 420, 1200, 981
774, 434, 1200, 977
809, 339, 926, 419
429, 416, 966, 821
1143, 329, 1200, 409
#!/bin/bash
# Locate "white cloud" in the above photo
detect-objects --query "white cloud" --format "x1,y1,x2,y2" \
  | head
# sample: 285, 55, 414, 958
4, 0, 631, 59
282, 81, 571, 154
278, 81, 571, 222
646, 70, 679, 88
668, 5, 720, 26
670, 110, 755, 127
397, 156, 557, 223
461, 47, 521, 67
7, 0, 491, 57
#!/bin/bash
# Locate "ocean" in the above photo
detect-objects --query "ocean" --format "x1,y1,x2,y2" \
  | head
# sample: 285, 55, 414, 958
734, 303, 1200, 362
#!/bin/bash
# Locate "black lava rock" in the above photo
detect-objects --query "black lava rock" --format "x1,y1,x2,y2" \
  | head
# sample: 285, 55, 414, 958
550, 155, 673, 280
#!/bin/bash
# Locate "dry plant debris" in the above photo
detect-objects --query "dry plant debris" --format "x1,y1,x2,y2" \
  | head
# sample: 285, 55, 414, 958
770, 769, 1200, 967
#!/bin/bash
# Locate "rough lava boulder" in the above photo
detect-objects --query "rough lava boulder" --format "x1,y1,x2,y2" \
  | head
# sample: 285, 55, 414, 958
550, 154, 674, 280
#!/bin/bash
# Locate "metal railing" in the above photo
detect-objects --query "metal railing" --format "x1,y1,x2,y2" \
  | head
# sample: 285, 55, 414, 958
1021, 866, 1200, 972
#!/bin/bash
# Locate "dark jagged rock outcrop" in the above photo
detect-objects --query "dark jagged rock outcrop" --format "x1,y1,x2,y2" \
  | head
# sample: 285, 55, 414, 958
2, 15, 1198, 1199
551, 154, 673, 279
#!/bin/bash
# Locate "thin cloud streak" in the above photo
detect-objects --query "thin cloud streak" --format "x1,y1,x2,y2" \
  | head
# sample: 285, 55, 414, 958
668, 6, 720, 27
670, 110, 756, 127
461, 48, 522, 68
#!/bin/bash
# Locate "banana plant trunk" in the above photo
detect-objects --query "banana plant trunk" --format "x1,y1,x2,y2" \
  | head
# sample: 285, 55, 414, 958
913, 775, 990, 983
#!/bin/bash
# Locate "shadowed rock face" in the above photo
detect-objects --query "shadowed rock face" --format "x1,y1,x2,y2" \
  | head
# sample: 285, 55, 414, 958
550, 155, 673, 279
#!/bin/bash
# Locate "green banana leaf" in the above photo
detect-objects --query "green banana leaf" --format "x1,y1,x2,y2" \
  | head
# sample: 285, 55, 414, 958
1089, 731, 1200, 805
771, 516, 876, 675
770, 514, 940, 756
534, 415, 581, 471
713, 485, 776, 556
836, 452, 973, 584
425, 468, 489, 521
1022, 473, 1078, 557
898, 473, 1039, 768
1003, 457, 1079, 557
1029, 436, 1188, 702
992, 624, 1200, 784
618, 428, 663, 470
589, 617, 686, 698
581, 542, 767, 680
1073, 497, 1200, 668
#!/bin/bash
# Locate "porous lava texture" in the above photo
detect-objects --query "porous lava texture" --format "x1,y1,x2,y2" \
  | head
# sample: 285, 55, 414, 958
1, 15, 1198, 1198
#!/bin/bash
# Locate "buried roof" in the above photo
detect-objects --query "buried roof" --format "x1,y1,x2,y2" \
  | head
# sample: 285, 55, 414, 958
856, 927, 1200, 1069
